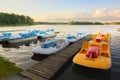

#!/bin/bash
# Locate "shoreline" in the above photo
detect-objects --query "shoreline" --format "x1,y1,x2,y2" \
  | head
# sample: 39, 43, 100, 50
0, 22, 120, 27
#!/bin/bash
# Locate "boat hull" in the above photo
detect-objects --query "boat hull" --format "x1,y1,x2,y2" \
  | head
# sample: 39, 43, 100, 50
38, 34, 56, 38
73, 40, 112, 70
32, 39, 69, 55
73, 53, 112, 69
8, 36, 37, 43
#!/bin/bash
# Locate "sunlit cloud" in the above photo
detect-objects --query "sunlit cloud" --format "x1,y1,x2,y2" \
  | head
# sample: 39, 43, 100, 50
34, 8, 120, 22
92, 8, 111, 18
113, 10, 120, 17
93, 8, 120, 18
92, 8, 120, 22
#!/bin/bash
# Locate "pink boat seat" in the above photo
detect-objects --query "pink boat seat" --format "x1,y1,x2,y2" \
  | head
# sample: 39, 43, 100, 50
86, 46, 99, 58
95, 37, 102, 42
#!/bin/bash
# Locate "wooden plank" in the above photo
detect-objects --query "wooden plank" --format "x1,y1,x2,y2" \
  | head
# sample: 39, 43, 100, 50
33, 60, 66, 71
42, 55, 68, 63
27, 68, 54, 79
32, 55, 67, 66
56, 46, 79, 57
31, 66, 56, 74
21, 71, 48, 80
33, 63, 57, 71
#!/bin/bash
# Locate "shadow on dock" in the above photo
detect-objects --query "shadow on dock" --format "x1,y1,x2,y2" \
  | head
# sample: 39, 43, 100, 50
31, 53, 49, 61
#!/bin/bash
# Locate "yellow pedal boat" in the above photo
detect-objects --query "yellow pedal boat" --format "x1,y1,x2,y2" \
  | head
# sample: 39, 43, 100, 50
92, 32, 111, 43
73, 41, 112, 69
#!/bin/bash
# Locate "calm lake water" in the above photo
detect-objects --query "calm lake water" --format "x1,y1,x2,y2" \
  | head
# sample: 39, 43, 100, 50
0, 25, 120, 80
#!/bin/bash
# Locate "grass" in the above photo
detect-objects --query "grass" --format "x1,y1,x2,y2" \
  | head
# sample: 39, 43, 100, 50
0, 57, 23, 79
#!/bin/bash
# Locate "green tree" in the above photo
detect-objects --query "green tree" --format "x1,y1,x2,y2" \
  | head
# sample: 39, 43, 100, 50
0, 12, 34, 26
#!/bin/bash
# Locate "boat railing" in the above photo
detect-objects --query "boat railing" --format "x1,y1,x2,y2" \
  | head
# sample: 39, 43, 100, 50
80, 41, 89, 53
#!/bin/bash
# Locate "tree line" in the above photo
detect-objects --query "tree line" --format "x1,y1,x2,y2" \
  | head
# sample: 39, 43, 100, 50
35, 21, 120, 25
34, 22, 67, 25
68, 21, 103, 25
0, 12, 34, 26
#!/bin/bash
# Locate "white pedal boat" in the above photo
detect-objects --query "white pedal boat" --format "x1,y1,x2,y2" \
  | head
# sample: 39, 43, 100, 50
1, 33, 37, 44
32, 39, 70, 55
66, 32, 87, 43
37, 29, 56, 38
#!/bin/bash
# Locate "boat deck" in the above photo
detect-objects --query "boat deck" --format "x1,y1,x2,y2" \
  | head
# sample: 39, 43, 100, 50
20, 35, 92, 80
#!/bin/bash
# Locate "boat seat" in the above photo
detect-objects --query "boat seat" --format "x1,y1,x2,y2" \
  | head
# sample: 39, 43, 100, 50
98, 32, 102, 36
101, 53, 109, 58
41, 41, 56, 48
103, 35, 109, 42
89, 41, 100, 47
106, 33, 110, 38
86, 46, 99, 58
80, 41, 89, 53
56, 44, 61, 48
100, 43, 110, 58
59, 39, 64, 44
92, 35, 97, 41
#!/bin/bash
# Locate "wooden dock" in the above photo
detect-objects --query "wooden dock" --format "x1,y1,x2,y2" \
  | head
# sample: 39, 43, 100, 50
21, 35, 92, 80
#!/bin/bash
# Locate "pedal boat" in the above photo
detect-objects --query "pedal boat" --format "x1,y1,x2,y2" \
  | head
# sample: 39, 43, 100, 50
73, 41, 112, 69
66, 32, 87, 43
32, 39, 69, 55
92, 32, 111, 43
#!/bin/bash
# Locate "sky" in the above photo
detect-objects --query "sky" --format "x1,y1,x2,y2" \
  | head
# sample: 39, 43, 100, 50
0, 0, 120, 22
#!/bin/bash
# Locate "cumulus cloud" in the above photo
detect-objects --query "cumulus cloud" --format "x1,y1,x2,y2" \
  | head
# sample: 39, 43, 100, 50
113, 10, 120, 17
35, 8, 120, 22
92, 8, 111, 18
92, 8, 120, 19
92, 8, 120, 22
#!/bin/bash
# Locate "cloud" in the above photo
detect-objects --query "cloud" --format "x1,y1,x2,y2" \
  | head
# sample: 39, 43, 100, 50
92, 8, 111, 18
92, 8, 120, 19
34, 8, 120, 22
113, 10, 120, 17
91, 8, 120, 22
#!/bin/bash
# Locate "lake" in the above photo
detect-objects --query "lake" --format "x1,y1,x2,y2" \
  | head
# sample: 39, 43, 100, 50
0, 25, 120, 80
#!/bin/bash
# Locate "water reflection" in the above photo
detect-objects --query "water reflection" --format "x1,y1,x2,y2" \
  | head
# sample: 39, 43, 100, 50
72, 64, 110, 80
0, 40, 42, 69
2, 40, 38, 48
56, 63, 111, 80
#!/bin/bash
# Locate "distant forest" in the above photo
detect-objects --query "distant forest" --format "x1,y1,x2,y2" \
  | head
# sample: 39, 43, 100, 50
0, 12, 34, 26
34, 22, 67, 25
35, 21, 120, 25
68, 21, 103, 25
0, 12, 120, 26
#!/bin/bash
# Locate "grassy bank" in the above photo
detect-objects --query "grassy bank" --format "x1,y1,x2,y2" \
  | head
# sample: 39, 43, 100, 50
0, 57, 23, 79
